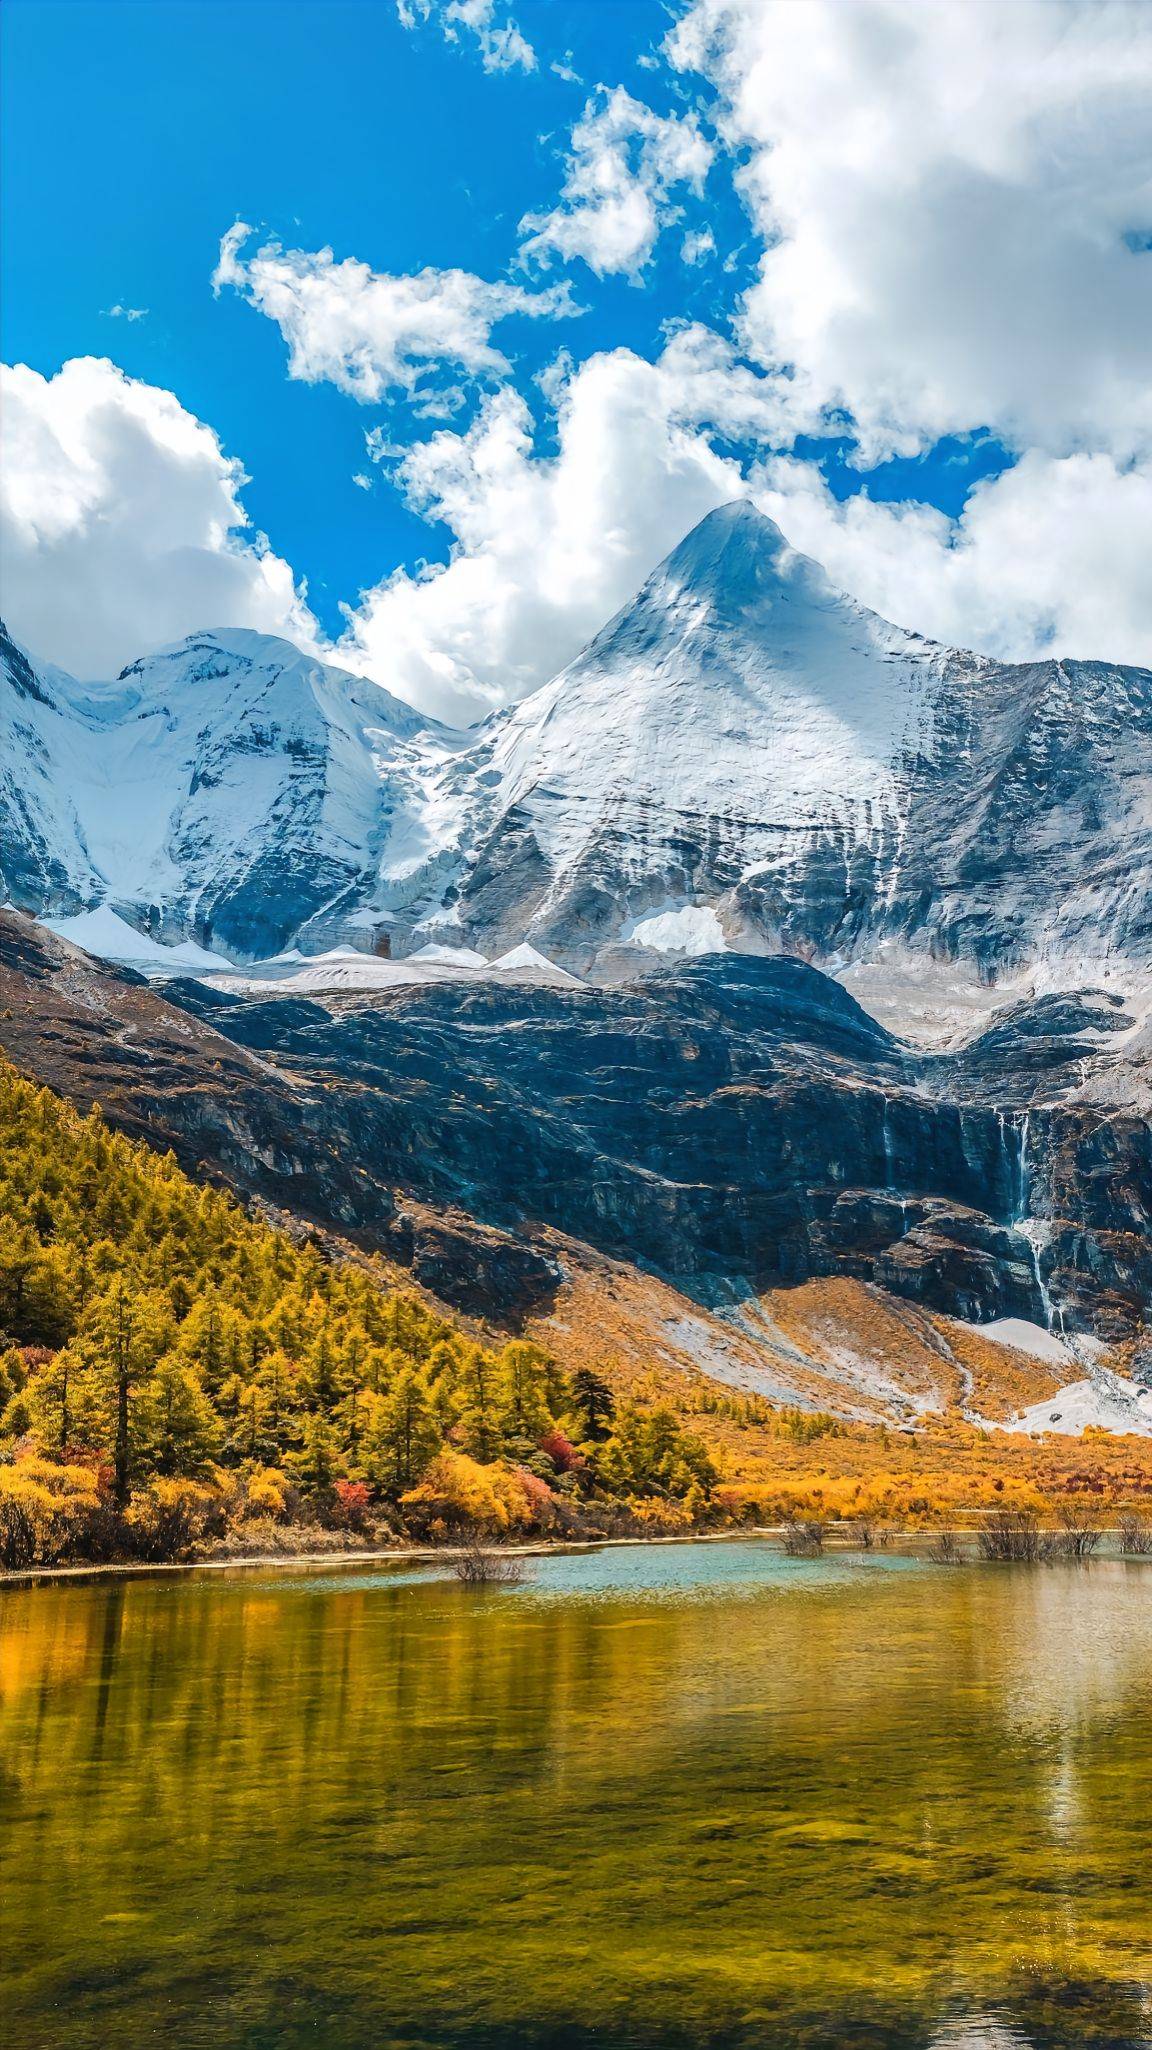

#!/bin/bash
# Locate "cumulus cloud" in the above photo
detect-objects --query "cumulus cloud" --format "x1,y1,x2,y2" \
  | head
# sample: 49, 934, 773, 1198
214, 225, 574, 405
397, 0, 535, 73
335, 316, 1152, 724
669, 0, 1152, 463
102, 304, 148, 322
334, 336, 754, 722
752, 448, 1152, 669
0, 357, 316, 679
8, 2, 1151, 711
520, 87, 713, 278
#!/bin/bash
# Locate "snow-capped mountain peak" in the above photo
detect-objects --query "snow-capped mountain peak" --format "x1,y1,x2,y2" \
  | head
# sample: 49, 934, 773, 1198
1, 622, 462, 959
439, 500, 953, 958
4, 502, 1150, 1003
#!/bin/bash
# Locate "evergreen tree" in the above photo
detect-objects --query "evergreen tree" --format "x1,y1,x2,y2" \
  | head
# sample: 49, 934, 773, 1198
457, 1345, 501, 1462
572, 1366, 615, 1442
140, 1357, 221, 1477
365, 1371, 441, 1496
294, 1409, 341, 1495
496, 1342, 552, 1449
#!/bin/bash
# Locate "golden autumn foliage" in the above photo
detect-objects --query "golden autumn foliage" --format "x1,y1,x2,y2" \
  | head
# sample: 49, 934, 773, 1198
0, 1062, 720, 1564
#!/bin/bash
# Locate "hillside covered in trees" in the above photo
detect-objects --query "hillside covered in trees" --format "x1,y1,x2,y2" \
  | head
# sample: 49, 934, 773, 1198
4, 1059, 1152, 1571
0, 1063, 718, 1566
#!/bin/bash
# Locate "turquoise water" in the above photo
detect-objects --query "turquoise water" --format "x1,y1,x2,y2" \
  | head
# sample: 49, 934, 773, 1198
2, 1542, 1150, 2048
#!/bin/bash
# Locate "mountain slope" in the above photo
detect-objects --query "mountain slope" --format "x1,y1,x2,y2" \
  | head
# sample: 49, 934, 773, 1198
442, 502, 961, 958
443, 505, 1152, 992
0, 626, 464, 959
4, 909, 1147, 1343
4, 504, 1151, 1007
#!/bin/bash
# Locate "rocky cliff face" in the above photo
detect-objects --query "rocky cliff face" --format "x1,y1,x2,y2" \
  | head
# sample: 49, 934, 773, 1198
0, 914, 558, 1321
4, 912, 1145, 1343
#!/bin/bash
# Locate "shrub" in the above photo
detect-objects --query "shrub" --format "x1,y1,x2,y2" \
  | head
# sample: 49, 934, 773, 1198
1117, 1512, 1152, 1555
1051, 1505, 1102, 1559
454, 1541, 528, 1585
782, 1518, 824, 1557
538, 1428, 582, 1475
0, 1491, 36, 1570
330, 1479, 373, 1533
245, 1465, 291, 1518
978, 1508, 1042, 1562
125, 1478, 219, 1562
0, 1455, 103, 1565
402, 1450, 549, 1536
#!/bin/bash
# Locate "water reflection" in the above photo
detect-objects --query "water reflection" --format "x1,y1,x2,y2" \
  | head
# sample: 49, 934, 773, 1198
2, 1547, 1150, 2050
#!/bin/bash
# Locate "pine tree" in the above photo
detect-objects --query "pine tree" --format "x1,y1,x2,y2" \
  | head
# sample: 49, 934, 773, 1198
496, 1342, 553, 1450
572, 1366, 615, 1442
457, 1345, 500, 1462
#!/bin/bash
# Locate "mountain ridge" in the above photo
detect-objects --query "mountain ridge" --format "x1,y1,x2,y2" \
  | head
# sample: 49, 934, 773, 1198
4, 503, 1151, 1017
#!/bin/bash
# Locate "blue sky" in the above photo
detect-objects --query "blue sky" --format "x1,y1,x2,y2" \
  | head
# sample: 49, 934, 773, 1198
6, 0, 771, 633
2, 0, 1148, 718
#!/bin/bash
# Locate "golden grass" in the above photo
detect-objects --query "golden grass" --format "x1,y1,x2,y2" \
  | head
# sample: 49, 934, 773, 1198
525, 1251, 1152, 1523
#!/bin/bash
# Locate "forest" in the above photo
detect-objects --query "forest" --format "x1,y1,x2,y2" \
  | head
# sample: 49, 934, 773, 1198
0, 1062, 720, 1566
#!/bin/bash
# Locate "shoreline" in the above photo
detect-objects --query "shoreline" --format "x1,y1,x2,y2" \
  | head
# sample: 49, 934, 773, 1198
4, 1524, 1146, 1590
0, 1527, 799, 1587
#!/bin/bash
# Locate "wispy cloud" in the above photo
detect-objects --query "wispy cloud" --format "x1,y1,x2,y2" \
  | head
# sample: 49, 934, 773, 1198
397, 0, 535, 74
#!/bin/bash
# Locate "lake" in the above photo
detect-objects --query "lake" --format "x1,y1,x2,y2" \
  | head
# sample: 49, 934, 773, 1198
2, 1542, 1150, 2049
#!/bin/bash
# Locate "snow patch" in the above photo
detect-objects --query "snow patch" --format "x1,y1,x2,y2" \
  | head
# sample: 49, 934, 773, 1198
409, 942, 488, 966
492, 943, 581, 984
623, 903, 727, 956
212, 954, 442, 996
997, 1369, 1152, 1438
962, 1317, 1077, 1369
42, 907, 232, 973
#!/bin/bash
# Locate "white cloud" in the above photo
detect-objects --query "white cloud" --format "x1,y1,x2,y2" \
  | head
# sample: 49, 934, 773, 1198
5, 340, 1149, 723
680, 227, 715, 266
0, 357, 316, 679
334, 338, 750, 722
751, 448, 1152, 668
397, 0, 535, 73
669, 0, 1152, 463
520, 87, 713, 278
214, 224, 574, 405
11, 0, 1152, 724
103, 304, 148, 322
333, 316, 1152, 726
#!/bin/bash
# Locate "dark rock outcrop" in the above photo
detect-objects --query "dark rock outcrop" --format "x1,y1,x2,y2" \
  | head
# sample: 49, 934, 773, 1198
3, 913, 1147, 1338
172, 951, 1149, 1338
0, 914, 558, 1324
